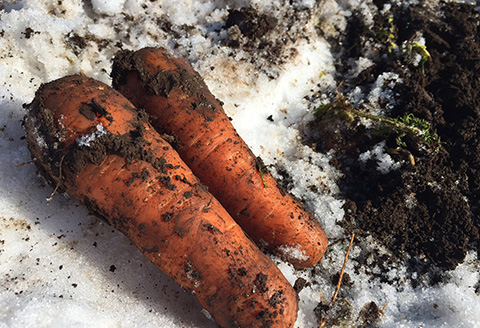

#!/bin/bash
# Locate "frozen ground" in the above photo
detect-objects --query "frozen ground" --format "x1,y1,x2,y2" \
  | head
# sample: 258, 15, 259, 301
0, 0, 479, 327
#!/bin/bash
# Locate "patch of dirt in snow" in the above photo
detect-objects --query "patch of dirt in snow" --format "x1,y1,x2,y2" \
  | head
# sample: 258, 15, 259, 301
309, 1, 480, 283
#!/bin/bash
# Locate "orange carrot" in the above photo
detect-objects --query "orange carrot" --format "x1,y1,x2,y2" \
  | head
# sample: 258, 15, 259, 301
24, 75, 298, 328
111, 47, 328, 269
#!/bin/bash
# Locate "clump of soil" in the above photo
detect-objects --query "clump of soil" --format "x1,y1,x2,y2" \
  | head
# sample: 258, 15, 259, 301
222, 4, 313, 78
225, 7, 278, 46
310, 1, 480, 276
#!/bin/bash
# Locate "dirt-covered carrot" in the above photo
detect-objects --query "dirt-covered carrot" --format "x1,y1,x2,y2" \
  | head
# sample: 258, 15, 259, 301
111, 47, 328, 269
24, 75, 298, 328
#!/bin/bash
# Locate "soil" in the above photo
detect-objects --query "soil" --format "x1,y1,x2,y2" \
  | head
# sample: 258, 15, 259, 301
220, 5, 313, 79
310, 1, 480, 279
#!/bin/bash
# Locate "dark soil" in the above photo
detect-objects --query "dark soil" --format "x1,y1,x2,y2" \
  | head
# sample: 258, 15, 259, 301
220, 5, 313, 79
310, 1, 480, 278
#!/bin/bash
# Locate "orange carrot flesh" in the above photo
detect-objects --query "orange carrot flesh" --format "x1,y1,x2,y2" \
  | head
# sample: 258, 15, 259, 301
24, 75, 298, 328
111, 47, 328, 269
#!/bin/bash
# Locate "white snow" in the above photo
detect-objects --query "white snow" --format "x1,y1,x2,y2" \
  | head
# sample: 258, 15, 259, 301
277, 244, 310, 264
91, 0, 125, 16
1, 1, 479, 328
359, 141, 401, 174
76, 123, 106, 147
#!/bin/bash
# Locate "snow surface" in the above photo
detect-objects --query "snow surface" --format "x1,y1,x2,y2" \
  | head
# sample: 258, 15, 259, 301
0, 0, 479, 327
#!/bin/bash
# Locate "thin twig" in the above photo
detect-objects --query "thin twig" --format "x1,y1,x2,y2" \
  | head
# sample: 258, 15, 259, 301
46, 154, 65, 204
15, 160, 34, 168
331, 233, 355, 304
319, 233, 355, 328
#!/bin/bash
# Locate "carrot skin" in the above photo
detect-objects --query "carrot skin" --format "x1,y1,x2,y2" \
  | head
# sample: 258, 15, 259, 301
24, 75, 298, 328
111, 47, 328, 269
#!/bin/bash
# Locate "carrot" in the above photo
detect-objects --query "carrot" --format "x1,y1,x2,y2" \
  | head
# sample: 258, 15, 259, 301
24, 75, 298, 328
111, 47, 328, 269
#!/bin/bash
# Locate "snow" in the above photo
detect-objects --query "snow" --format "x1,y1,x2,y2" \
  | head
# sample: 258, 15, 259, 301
76, 123, 106, 147
277, 244, 310, 264
1, 1, 479, 328
91, 0, 125, 16
359, 141, 401, 174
